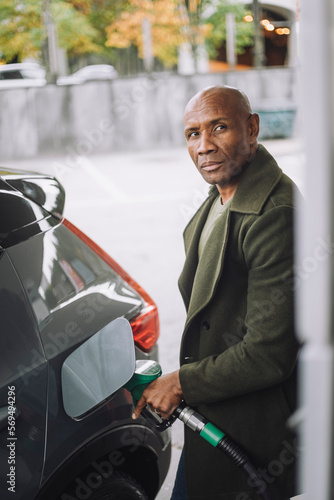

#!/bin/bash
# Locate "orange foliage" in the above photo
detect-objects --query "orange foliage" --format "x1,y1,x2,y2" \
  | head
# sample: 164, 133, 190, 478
105, 0, 207, 66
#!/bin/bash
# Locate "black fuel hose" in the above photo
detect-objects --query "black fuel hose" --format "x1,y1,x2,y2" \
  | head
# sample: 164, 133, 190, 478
217, 435, 274, 500
174, 403, 274, 500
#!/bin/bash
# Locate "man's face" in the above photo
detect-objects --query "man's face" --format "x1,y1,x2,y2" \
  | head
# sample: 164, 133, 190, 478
184, 89, 258, 188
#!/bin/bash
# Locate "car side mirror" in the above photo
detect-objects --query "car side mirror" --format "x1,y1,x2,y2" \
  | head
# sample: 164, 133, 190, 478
61, 317, 135, 419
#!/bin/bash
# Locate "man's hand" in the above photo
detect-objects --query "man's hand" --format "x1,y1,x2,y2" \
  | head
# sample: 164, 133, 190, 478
132, 370, 183, 420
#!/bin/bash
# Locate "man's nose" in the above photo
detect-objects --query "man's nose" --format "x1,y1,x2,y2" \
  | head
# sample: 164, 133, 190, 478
197, 131, 217, 155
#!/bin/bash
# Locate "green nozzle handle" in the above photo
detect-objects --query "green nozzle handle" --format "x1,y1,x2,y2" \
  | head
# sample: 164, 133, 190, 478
124, 360, 162, 404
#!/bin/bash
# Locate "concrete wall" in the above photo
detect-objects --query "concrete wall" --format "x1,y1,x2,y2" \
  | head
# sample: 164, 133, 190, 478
0, 67, 298, 160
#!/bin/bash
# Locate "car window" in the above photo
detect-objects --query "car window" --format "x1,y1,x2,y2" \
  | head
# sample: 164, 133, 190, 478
1, 70, 23, 80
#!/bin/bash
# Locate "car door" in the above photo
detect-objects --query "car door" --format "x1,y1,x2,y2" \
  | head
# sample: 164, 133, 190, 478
0, 250, 48, 500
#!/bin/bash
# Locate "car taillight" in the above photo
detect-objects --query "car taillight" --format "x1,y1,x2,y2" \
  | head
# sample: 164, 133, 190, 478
63, 219, 160, 352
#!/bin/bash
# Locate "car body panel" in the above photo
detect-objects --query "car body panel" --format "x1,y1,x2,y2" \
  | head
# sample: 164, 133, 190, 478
0, 167, 171, 499
6, 224, 146, 485
0, 251, 48, 498
8, 225, 144, 348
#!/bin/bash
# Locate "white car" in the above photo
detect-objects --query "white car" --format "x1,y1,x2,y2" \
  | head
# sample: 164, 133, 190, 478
57, 64, 118, 85
0, 63, 46, 89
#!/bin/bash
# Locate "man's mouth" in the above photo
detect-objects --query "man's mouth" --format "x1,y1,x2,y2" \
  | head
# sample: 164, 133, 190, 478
200, 162, 223, 172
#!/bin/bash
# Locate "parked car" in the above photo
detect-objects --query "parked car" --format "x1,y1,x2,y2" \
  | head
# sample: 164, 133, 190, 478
57, 64, 118, 85
0, 63, 46, 89
0, 168, 171, 499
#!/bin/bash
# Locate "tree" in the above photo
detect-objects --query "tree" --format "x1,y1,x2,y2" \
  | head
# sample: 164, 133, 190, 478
105, 0, 189, 68
52, 1, 101, 57
203, 1, 254, 60
0, 0, 101, 64
88, 0, 129, 60
0, 0, 41, 62
105, 0, 253, 70
0, 0, 254, 71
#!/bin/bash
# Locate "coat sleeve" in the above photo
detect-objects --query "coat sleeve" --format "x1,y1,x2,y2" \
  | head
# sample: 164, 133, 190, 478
179, 204, 300, 406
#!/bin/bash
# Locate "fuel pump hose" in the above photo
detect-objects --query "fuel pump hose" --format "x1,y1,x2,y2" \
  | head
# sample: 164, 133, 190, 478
125, 360, 274, 500
175, 402, 274, 500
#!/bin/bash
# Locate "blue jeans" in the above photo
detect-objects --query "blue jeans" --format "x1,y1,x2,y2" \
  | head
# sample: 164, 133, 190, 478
170, 449, 187, 500
170, 448, 291, 500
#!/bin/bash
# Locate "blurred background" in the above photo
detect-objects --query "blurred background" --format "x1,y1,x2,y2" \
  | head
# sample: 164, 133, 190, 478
0, 0, 299, 160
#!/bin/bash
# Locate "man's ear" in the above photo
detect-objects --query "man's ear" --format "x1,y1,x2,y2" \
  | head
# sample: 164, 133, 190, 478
249, 113, 260, 143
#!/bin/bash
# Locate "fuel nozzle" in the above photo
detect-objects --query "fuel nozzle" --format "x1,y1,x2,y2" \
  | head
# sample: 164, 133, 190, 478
124, 360, 162, 405
124, 360, 178, 431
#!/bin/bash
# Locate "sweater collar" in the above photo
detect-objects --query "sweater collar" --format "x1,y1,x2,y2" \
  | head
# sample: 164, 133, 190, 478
208, 144, 283, 215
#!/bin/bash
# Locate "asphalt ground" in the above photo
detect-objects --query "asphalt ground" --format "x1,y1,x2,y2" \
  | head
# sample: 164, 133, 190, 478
4, 138, 306, 500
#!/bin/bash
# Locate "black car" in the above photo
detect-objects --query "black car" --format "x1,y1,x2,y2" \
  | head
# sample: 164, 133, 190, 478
0, 168, 171, 499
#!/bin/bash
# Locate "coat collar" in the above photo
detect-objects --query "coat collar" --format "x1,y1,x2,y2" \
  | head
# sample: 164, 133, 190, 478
208, 144, 283, 215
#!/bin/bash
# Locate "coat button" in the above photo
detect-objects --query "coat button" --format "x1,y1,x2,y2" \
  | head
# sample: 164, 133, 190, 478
202, 321, 210, 330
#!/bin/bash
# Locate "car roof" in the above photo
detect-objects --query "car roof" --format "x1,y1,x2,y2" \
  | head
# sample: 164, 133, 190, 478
0, 63, 44, 72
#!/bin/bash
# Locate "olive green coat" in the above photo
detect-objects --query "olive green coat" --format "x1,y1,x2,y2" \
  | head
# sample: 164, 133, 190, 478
178, 145, 300, 500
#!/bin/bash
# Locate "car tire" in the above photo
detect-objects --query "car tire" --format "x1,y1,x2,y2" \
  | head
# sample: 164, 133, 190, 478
83, 471, 149, 500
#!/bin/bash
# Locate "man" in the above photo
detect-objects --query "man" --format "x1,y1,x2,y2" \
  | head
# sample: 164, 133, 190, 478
133, 85, 300, 499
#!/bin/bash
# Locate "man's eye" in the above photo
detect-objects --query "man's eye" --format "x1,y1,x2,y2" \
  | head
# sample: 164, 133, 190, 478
188, 131, 199, 138
215, 125, 226, 131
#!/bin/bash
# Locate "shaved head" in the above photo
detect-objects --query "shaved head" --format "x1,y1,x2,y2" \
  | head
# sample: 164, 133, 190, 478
185, 85, 253, 117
